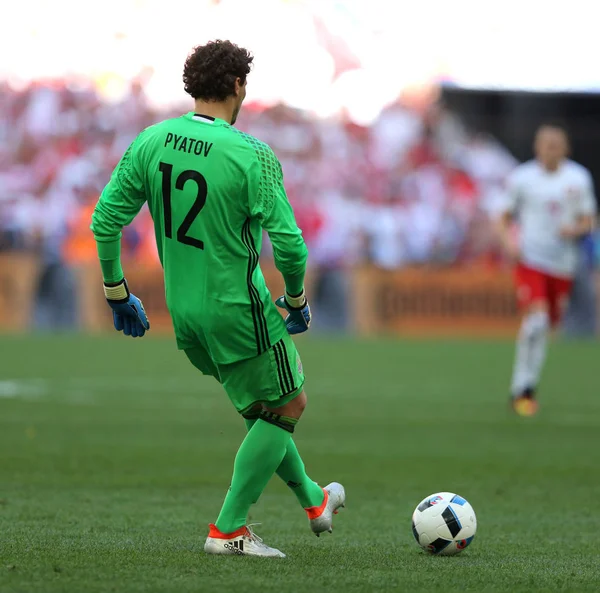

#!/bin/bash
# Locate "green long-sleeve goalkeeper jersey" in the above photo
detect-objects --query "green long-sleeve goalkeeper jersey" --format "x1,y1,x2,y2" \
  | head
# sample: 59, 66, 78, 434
91, 113, 308, 364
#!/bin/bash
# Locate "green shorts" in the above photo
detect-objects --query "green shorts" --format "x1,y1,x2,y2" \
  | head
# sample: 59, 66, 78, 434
184, 333, 305, 415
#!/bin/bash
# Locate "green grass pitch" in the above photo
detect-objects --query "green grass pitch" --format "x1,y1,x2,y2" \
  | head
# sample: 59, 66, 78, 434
1, 334, 599, 592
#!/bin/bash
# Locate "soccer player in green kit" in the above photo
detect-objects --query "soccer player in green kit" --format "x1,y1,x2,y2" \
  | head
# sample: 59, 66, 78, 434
91, 40, 345, 557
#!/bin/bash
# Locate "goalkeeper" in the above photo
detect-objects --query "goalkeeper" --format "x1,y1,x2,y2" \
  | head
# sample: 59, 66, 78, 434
91, 40, 345, 558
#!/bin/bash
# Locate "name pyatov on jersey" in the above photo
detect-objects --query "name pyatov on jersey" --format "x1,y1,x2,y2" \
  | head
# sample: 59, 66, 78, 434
164, 133, 214, 157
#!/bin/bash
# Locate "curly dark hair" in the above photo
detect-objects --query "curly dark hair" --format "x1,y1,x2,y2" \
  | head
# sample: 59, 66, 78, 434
183, 40, 253, 101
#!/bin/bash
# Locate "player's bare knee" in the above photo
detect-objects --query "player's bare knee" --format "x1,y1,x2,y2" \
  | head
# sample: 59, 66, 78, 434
524, 300, 549, 316
292, 390, 307, 415
520, 305, 550, 339
265, 390, 307, 420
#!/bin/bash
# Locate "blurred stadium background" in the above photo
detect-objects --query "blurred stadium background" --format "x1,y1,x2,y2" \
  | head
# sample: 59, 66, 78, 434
2, 0, 599, 338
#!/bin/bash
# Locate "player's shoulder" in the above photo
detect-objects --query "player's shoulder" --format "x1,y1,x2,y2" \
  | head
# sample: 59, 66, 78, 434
135, 117, 180, 142
509, 160, 539, 183
226, 127, 280, 167
129, 116, 203, 159
127, 119, 174, 152
563, 159, 592, 181
513, 160, 539, 176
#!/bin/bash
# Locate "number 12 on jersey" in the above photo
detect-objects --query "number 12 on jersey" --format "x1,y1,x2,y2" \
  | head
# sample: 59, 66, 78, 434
159, 161, 207, 250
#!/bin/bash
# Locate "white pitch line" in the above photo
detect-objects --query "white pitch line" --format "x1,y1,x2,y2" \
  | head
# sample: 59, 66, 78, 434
0, 380, 48, 399
0, 377, 220, 411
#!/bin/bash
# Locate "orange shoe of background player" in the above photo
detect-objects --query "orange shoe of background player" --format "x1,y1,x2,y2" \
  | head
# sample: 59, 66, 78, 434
512, 396, 539, 417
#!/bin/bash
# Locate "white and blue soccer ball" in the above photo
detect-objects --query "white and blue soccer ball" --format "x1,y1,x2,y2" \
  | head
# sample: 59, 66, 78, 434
412, 492, 477, 555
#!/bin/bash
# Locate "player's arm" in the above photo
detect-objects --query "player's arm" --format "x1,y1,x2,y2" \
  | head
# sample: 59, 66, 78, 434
560, 170, 597, 240
90, 136, 150, 337
495, 172, 520, 261
247, 145, 310, 333
248, 146, 308, 296
561, 214, 595, 240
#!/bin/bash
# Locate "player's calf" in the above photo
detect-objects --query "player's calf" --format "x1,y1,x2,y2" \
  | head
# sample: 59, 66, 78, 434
510, 302, 548, 416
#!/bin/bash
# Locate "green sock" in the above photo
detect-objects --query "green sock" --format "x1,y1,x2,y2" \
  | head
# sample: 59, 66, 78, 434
216, 418, 294, 533
276, 439, 324, 509
244, 416, 324, 510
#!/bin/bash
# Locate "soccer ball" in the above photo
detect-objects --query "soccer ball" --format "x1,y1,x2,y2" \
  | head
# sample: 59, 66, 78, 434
411, 492, 477, 555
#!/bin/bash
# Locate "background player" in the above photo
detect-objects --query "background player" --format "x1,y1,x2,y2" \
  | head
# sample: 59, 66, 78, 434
497, 123, 596, 416
91, 40, 345, 557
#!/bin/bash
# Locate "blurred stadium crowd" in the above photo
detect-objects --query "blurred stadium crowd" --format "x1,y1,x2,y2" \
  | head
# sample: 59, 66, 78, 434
1, 79, 596, 333
0, 78, 518, 264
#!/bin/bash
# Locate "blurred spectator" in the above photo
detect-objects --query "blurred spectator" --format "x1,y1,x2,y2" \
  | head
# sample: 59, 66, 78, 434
1, 79, 523, 330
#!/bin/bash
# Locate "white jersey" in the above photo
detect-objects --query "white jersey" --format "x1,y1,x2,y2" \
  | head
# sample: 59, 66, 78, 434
504, 159, 596, 278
